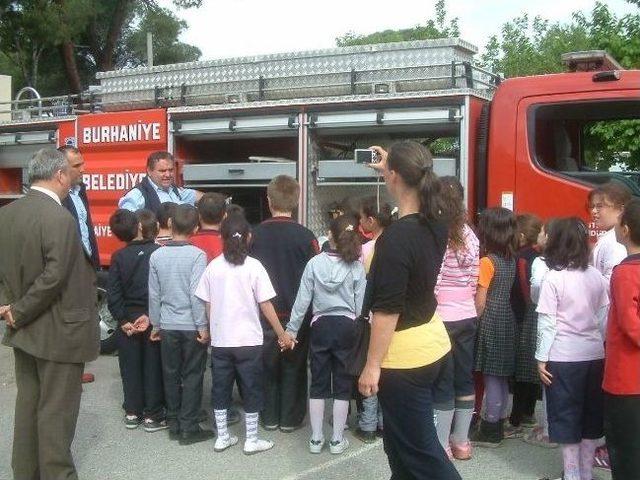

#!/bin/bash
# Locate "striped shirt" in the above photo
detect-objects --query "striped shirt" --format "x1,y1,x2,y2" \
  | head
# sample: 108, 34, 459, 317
435, 224, 480, 322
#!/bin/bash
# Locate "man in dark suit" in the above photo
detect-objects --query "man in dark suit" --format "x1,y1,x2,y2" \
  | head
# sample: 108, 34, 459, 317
59, 145, 99, 384
0, 148, 99, 480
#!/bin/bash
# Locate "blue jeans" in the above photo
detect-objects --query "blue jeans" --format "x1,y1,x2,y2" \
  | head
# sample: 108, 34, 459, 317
359, 394, 383, 432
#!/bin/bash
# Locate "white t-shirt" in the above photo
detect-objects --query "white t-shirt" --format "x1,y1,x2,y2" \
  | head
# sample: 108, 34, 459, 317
195, 255, 276, 348
591, 228, 627, 284
530, 256, 550, 304
536, 266, 609, 362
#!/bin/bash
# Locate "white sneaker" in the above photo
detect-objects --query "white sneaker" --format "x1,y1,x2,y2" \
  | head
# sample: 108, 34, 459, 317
329, 437, 349, 454
243, 438, 274, 455
214, 435, 238, 452
309, 437, 325, 454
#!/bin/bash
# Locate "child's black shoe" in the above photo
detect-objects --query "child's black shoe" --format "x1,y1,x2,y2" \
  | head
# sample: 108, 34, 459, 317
143, 418, 168, 433
470, 419, 503, 448
179, 427, 215, 445
124, 414, 142, 430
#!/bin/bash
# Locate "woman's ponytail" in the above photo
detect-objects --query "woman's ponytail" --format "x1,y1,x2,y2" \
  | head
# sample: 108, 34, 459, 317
418, 166, 443, 222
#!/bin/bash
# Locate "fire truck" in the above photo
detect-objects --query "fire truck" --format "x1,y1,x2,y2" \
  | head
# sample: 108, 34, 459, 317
1, 38, 639, 352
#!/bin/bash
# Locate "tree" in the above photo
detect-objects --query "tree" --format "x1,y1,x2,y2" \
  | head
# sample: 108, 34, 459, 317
483, 2, 640, 171
119, 6, 201, 68
336, 0, 459, 47
0, 0, 202, 96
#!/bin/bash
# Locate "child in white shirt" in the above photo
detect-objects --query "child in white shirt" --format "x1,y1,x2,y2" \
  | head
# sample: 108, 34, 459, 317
589, 182, 632, 283
535, 218, 609, 480
195, 214, 289, 455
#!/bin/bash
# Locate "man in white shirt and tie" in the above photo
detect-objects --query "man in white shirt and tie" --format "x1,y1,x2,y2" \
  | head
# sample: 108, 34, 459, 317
59, 145, 100, 384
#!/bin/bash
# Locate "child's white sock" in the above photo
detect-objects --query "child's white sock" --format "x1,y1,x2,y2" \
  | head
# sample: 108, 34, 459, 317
542, 390, 550, 437
309, 399, 325, 441
332, 399, 349, 442
214, 409, 229, 440
451, 400, 475, 444
579, 439, 598, 480
561, 444, 581, 480
245, 412, 259, 442
434, 408, 454, 449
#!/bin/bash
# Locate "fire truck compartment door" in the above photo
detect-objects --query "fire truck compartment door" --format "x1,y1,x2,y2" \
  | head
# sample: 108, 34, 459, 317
316, 158, 456, 185
0, 130, 56, 168
183, 161, 297, 187
172, 115, 299, 138
309, 108, 460, 132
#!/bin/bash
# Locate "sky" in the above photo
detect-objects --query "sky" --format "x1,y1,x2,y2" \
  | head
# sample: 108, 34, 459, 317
157, 0, 637, 60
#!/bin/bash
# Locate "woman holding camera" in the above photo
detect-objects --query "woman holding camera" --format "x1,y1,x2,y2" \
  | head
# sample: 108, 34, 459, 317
358, 141, 461, 479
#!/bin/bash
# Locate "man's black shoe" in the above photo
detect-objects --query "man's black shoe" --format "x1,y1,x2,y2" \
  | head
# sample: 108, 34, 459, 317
353, 428, 377, 444
178, 427, 215, 446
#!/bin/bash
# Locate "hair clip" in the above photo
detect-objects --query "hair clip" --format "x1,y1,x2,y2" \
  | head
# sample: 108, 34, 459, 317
232, 232, 242, 239
421, 165, 432, 174
345, 224, 354, 232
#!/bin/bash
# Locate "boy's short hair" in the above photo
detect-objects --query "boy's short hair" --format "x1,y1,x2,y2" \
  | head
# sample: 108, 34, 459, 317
226, 203, 245, 219
171, 204, 199, 236
267, 175, 300, 213
110, 209, 138, 242
588, 181, 632, 208
157, 202, 178, 229
621, 197, 640, 245
197, 192, 226, 224
135, 209, 158, 240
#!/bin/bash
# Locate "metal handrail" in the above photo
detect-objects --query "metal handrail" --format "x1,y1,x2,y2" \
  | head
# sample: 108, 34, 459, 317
14, 87, 43, 117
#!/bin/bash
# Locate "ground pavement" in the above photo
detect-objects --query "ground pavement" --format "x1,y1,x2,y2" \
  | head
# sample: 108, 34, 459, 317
0, 326, 612, 480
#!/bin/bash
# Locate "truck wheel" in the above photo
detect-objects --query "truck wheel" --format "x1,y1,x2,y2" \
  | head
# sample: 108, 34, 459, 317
97, 273, 118, 355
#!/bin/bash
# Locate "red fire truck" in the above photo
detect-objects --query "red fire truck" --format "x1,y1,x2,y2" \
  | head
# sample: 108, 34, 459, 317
1, 39, 638, 352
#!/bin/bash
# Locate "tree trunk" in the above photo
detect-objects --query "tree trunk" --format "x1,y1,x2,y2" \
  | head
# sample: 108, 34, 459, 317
87, 18, 102, 67
60, 41, 82, 94
100, 0, 130, 71
31, 45, 44, 89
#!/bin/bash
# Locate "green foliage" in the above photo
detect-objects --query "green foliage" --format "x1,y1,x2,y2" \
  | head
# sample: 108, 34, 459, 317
0, 0, 202, 95
584, 120, 640, 171
428, 137, 458, 157
119, 6, 201, 68
336, 0, 459, 47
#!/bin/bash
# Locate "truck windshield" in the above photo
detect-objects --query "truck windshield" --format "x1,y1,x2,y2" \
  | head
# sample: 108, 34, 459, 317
531, 99, 640, 196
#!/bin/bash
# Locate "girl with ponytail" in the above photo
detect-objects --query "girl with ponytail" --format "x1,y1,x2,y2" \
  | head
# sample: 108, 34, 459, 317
357, 141, 461, 479
195, 214, 289, 455
283, 215, 366, 455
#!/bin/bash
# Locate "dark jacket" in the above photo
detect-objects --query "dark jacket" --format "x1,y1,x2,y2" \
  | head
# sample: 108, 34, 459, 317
135, 176, 182, 216
0, 189, 99, 363
62, 183, 100, 268
251, 216, 319, 320
510, 246, 540, 321
107, 240, 160, 325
